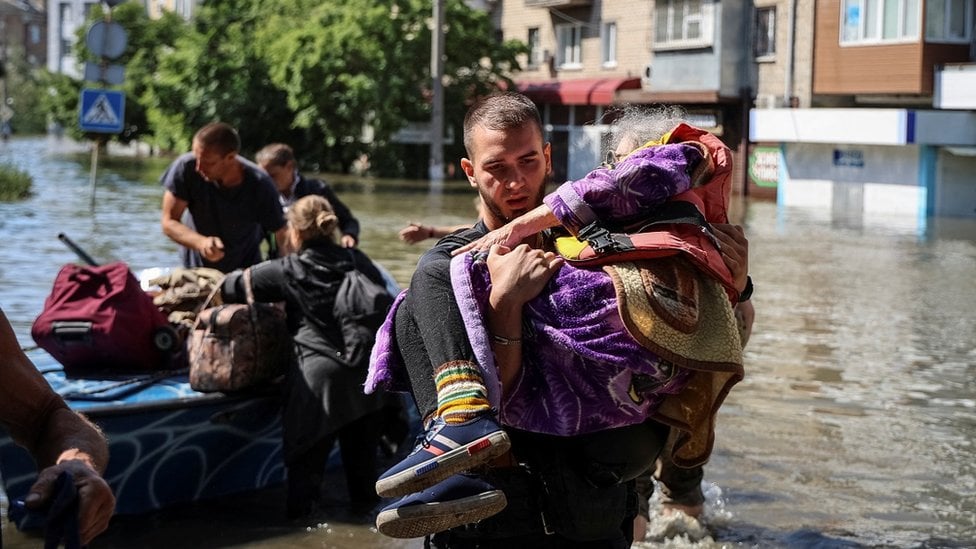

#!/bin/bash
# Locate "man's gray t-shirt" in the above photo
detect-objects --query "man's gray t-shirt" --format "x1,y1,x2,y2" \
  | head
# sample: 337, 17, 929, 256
161, 152, 285, 272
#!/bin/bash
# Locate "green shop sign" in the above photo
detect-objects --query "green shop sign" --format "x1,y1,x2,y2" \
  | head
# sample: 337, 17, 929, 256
749, 147, 780, 188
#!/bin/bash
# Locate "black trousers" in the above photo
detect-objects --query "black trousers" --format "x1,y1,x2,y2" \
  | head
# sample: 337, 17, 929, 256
286, 409, 383, 516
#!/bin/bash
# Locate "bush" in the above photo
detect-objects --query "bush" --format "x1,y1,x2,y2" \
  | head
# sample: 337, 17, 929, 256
0, 163, 32, 201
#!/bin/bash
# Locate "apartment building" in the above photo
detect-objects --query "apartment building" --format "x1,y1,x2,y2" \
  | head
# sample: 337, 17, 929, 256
144, 0, 195, 20
46, 0, 196, 79
750, 0, 976, 231
45, 0, 98, 77
490, 0, 756, 189
1, 0, 47, 69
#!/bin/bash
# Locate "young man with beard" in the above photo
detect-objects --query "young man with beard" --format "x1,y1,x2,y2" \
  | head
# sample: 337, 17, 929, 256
369, 93, 750, 547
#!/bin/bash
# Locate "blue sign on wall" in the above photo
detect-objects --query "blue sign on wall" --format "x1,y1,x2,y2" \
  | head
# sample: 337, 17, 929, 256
79, 89, 125, 133
832, 149, 864, 168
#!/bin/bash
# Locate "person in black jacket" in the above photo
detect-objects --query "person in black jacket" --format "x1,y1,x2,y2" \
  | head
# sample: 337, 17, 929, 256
255, 143, 360, 250
221, 195, 386, 519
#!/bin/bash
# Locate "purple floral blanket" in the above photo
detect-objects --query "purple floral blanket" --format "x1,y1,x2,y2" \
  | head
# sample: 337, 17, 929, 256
365, 251, 690, 436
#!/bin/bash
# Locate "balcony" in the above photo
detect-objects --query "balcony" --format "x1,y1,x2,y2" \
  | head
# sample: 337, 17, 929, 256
935, 63, 976, 110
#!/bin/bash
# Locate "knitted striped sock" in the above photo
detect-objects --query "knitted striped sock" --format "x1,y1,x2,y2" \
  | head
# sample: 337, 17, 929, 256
434, 360, 491, 424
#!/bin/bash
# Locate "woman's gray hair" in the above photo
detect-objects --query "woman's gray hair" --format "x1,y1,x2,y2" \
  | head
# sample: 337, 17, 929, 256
605, 104, 688, 152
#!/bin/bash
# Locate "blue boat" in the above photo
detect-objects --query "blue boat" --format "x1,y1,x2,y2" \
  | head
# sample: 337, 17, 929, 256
0, 351, 286, 516
1, 258, 412, 520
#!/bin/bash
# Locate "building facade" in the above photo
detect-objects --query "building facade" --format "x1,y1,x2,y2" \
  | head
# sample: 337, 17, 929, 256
45, 0, 98, 77
1, 0, 47, 69
750, 0, 976, 231
491, 0, 757, 191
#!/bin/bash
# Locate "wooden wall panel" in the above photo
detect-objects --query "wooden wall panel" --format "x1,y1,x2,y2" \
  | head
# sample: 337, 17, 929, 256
814, 0, 924, 94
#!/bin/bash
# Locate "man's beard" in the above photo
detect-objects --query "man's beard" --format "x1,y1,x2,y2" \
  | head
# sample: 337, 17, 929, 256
478, 182, 546, 225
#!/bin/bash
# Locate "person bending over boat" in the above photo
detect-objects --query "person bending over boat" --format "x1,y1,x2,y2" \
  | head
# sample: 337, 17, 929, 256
160, 122, 292, 273
219, 195, 388, 519
0, 306, 116, 544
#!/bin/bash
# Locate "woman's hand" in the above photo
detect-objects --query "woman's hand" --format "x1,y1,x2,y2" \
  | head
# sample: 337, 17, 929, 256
452, 204, 559, 256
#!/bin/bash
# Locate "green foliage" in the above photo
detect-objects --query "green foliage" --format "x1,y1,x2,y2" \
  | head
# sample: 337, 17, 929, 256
1, 47, 50, 134
0, 163, 32, 201
36, 70, 83, 140
41, 0, 527, 176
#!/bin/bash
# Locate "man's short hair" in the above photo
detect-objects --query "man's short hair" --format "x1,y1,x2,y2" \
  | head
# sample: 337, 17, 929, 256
463, 92, 543, 157
255, 143, 295, 168
193, 122, 241, 156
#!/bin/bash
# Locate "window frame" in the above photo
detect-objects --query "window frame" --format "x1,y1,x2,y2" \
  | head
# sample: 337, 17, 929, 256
840, 0, 921, 45
527, 27, 543, 69
654, 0, 715, 51
754, 6, 776, 60
925, 0, 974, 43
601, 21, 618, 67
555, 23, 583, 69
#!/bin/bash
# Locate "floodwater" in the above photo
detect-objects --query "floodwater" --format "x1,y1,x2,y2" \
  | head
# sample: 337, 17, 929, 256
1, 136, 974, 548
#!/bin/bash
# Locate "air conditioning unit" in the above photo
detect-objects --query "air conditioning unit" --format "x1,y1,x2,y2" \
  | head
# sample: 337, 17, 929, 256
754, 94, 778, 109
641, 63, 653, 89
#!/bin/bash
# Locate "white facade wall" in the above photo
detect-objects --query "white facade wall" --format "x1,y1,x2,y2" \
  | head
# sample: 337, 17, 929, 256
47, 0, 100, 77
781, 143, 923, 218
936, 149, 976, 218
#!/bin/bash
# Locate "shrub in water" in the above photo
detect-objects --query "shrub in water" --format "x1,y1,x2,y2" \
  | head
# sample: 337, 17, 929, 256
0, 163, 32, 201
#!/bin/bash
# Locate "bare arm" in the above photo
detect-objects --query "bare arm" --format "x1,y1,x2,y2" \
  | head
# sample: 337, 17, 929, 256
0, 308, 115, 543
400, 222, 472, 245
451, 204, 558, 256
160, 190, 225, 263
484, 244, 564, 392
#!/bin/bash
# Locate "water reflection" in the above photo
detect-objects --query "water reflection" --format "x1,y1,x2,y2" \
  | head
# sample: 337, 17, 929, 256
2, 137, 976, 548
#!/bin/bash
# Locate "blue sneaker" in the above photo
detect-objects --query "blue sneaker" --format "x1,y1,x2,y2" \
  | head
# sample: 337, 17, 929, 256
375, 413, 510, 498
375, 473, 507, 539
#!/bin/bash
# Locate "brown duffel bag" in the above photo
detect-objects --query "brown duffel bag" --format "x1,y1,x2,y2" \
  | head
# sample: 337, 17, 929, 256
188, 268, 291, 392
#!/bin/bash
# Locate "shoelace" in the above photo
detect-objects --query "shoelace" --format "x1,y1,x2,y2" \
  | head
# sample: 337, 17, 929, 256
416, 419, 446, 450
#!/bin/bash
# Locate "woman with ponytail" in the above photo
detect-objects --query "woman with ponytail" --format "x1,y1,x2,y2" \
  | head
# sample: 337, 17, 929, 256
220, 194, 391, 519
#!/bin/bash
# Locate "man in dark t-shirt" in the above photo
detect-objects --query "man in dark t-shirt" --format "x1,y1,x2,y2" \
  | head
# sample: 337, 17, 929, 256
160, 122, 288, 273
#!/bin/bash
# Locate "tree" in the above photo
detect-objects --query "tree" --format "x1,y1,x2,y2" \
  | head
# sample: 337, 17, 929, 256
1, 49, 49, 134
41, 0, 527, 176
143, 0, 301, 155
253, 0, 524, 174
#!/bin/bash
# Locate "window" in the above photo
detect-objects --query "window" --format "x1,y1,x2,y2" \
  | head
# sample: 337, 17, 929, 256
754, 7, 776, 58
602, 22, 618, 66
30, 24, 41, 45
926, 0, 973, 42
556, 24, 582, 68
654, 0, 715, 50
528, 27, 543, 68
841, 0, 920, 44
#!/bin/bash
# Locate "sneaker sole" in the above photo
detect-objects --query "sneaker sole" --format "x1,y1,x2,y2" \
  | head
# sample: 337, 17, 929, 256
375, 489, 507, 539
375, 430, 511, 498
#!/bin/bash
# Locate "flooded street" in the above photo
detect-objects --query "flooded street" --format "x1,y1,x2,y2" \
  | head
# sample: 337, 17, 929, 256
2, 136, 975, 548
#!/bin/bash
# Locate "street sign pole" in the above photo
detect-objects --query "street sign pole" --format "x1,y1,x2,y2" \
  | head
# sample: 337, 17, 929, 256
82, 4, 128, 211
90, 138, 100, 210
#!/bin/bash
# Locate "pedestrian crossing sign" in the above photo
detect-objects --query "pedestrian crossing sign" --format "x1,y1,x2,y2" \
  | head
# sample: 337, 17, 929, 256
79, 89, 125, 133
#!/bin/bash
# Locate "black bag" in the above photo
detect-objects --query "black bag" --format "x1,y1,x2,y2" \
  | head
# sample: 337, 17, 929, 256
332, 255, 394, 368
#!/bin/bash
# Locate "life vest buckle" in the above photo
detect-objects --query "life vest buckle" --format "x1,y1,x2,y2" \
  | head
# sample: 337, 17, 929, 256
578, 222, 621, 256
